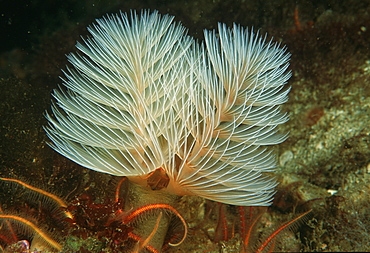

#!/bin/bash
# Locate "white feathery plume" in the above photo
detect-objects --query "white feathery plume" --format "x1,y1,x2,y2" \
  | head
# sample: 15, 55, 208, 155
172, 24, 291, 206
45, 10, 291, 206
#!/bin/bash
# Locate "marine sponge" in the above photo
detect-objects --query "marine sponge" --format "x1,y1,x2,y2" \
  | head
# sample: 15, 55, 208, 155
45, 10, 291, 206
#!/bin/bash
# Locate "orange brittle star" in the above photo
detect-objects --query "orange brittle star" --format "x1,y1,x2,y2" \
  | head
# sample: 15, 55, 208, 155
0, 176, 188, 252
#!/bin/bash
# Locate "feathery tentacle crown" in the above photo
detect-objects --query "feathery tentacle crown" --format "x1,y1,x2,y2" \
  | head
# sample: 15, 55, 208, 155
45, 10, 291, 206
